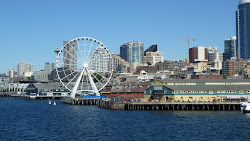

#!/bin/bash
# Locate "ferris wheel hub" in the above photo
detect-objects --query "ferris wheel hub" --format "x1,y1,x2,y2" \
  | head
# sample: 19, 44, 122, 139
83, 63, 88, 68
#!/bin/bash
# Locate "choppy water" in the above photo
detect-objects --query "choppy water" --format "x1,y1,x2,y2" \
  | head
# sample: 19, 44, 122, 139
0, 98, 250, 141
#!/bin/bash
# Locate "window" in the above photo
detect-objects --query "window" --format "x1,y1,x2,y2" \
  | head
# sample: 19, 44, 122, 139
239, 91, 244, 94
209, 91, 213, 94
154, 86, 163, 90
217, 91, 226, 93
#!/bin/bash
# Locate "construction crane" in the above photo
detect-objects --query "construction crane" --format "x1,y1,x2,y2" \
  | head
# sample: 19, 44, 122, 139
173, 37, 195, 50
173, 37, 195, 64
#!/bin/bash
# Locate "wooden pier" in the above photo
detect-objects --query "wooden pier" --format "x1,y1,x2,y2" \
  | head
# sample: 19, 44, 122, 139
62, 97, 100, 105
98, 101, 242, 111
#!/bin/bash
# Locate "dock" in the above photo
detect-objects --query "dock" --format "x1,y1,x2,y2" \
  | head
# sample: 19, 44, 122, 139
98, 101, 242, 111
62, 97, 100, 105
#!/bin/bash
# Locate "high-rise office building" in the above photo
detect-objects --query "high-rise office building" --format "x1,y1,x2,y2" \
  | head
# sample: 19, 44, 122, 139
236, 0, 250, 59
45, 62, 55, 75
144, 45, 157, 56
120, 41, 144, 64
17, 62, 33, 76
224, 36, 237, 61
63, 40, 77, 70
89, 47, 112, 72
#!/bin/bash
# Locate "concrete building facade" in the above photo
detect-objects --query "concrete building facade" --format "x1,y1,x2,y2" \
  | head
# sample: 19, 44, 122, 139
144, 51, 164, 66
189, 46, 208, 63
17, 62, 33, 76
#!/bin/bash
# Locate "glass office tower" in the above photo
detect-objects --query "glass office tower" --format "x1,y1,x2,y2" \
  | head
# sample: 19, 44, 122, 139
236, 0, 250, 59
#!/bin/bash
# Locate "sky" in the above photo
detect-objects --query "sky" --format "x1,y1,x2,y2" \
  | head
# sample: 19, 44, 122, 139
0, 0, 239, 73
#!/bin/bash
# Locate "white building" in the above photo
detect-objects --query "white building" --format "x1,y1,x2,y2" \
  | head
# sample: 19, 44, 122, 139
207, 47, 223, 71
144, 51, 164, 66
17, 62, 33, 76
6, 69, 15, 78
89, 46, 112, 72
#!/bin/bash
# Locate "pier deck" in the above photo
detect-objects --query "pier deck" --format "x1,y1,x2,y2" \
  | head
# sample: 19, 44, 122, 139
99, 101, 242, 111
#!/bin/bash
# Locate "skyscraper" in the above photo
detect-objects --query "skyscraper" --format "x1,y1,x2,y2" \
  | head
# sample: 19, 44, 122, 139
17, 62, 33, 76
236, 0, 250, 59
45, 62, 55, 75
120, 41, 144, 64
224, 36, 237, 61
89, 47, 112, 72
144, 45, 157, 56
63, 40, 77, 70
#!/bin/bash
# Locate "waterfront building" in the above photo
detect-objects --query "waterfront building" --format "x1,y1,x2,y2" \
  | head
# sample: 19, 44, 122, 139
224, 36, 237, 61
144, 80, 250, 102
6, 69, 15, 78
25, 82, 69, 96
112, 54, 129, 73
108, 82, 151, 100
189, 46, 208, 63
17, 62, 33, 76
144, 51, 164, 66
144, 45, 157, 56
120, 41, 144, 64
222, 58, 247, 77
63, 40, 77, 70
236, 0, 250, 59
45, 62, 55, 75
191, 74, 224, 79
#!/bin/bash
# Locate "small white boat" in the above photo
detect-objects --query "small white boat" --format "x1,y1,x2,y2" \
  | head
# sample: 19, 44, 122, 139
49, 101, 51, 105
240, 99, 250, 113
53, 101, 56, 105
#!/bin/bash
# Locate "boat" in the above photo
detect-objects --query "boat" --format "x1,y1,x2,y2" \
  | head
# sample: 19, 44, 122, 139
53, 101, 56, 105
240, 99, 250, 113
49, 101, 51, 105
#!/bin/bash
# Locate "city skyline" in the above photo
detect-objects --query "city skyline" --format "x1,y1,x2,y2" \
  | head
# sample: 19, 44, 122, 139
0, 0, 239, 73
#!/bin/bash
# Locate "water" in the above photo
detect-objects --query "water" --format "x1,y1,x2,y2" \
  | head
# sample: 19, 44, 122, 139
0, 98, 250, 141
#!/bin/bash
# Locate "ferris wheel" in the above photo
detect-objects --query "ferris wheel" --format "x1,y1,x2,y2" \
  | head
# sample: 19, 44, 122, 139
56, 37, 113, 98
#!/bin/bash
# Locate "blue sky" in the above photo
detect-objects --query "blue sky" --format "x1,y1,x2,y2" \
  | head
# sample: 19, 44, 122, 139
0, 0, 239, 73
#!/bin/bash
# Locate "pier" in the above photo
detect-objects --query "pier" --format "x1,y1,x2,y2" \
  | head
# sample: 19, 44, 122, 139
11, 94, 64, 100
0, 93, 12, 97
62, 97, 100, 105
98, 101, 242, 111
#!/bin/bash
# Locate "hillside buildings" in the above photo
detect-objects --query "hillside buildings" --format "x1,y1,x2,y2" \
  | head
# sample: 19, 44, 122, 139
189, 46, 208, 63
144, 51, 164, 66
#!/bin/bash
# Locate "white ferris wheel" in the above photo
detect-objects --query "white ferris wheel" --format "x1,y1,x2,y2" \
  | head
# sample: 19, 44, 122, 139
56, 37, 113, 98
